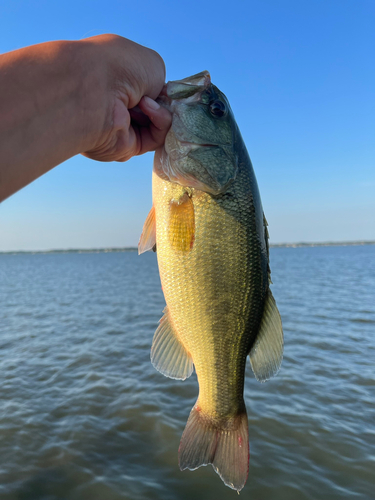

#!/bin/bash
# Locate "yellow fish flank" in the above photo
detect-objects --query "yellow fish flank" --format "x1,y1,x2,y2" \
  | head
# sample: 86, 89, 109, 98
139, 71, 283, 491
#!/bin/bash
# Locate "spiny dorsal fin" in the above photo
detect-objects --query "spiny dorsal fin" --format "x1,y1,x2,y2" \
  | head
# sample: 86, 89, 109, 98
151, 307, 193, 380
138, 206, 156, 255
250, 290, 283, 382
169, 193, 195, 252
263, 213, 272, 284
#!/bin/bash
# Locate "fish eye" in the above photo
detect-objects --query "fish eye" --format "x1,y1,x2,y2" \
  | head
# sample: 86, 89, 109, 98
209, 100, 227, 117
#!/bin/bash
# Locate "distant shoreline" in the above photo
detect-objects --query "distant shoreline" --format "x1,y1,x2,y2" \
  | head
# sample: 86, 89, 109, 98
0, 241, 374, 255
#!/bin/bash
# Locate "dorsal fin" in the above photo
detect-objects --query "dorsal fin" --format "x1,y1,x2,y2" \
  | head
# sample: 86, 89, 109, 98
263, 213, 272, 284
249, 290, 283, 382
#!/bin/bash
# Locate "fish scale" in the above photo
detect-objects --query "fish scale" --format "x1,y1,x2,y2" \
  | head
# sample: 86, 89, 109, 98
153, 154, 266, 419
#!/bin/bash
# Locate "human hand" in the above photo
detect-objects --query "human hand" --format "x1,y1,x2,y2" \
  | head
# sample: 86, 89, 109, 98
81, 35, 172, 162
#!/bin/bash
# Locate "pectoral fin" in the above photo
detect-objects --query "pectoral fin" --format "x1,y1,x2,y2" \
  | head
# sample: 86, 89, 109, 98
138, 206, 156, 255
169, 193, 195, 252
151, 307, 193, 380
249, 290, 283, 382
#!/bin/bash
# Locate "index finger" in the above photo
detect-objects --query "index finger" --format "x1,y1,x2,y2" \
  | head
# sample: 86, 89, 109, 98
135, 96, 172, 155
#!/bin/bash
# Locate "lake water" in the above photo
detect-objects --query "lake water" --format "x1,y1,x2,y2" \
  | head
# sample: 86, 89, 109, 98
0, 246, 374, 500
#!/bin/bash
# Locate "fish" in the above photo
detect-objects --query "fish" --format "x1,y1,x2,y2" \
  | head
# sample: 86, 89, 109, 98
138, 71, 283, 491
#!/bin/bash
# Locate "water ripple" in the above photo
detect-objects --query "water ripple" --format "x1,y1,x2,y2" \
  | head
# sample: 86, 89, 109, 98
0, 247, 374, 499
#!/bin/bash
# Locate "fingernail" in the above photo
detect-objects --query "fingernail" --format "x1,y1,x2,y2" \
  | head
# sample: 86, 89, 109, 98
143, 96, 160, 110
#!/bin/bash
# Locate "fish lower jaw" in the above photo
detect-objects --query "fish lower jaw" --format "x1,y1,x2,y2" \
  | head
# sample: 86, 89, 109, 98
165, 141, 215, 161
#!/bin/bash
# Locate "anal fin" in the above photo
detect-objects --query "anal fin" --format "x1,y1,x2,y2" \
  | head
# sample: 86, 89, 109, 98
250, 289, 283, 382
151, 307, 193, 380
138, 206, 156, 255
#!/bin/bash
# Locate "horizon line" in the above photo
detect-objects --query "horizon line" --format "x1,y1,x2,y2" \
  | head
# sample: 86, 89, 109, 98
0, 240, 374, 254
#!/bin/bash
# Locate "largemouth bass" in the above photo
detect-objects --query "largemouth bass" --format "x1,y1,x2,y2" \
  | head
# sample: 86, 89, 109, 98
139, 71, 283, 491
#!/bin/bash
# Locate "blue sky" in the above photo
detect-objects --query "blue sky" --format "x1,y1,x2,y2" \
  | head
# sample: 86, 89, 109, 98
0, 0, 374, 250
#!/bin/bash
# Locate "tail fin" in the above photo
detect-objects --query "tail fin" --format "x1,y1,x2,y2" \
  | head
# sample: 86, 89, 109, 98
178, 404, 249, 491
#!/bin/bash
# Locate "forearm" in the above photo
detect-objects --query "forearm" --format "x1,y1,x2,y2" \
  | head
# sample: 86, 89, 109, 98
0, 40, 103, 202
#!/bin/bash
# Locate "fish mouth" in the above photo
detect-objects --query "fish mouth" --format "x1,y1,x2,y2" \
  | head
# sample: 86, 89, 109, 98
165, 137, 218, 163
157, 71, 211, 109
179, 140, 216, 148
172, 71, 211, 88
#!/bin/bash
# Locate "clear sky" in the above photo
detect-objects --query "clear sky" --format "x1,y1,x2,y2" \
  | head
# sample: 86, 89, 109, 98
0, 0, 374, 251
